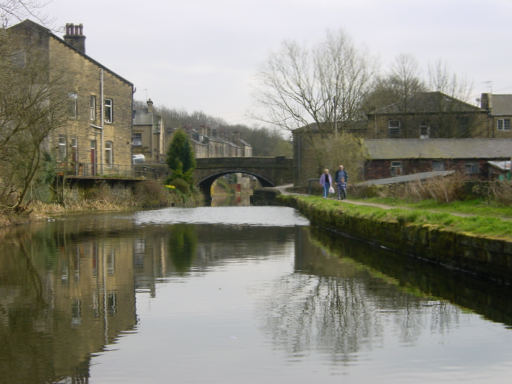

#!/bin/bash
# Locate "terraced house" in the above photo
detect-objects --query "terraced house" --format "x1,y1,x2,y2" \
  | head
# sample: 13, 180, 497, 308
8, 20, 134, 176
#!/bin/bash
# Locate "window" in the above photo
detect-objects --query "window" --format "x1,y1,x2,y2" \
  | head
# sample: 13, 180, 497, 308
432, 160, 445, 171
58, 135, 67, 161
10, 50, 26, 67
390, 161, 402, 176
497, 119, 511, 131
419, 123, 430, 139
105, 141, 113, 167
68, 92, 78, 119
89, 95, 96, 121
388, 120, 401, 136
104, 98, 113, 123
107, 249, 115, 275
107, 292, 117, 315
71, 298, 81, 326
465, 162, 479, 175
132, 133, 142, 146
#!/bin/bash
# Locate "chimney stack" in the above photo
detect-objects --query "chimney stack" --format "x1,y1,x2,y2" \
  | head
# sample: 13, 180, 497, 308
64, 23, 86, 54
481, 93, 492, 111
147, 98, 154, 113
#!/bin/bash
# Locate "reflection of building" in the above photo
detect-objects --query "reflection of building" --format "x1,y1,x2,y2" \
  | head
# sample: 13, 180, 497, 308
0, 235, 136, 383
132, 99, 165, 163
8, 20, 134, 176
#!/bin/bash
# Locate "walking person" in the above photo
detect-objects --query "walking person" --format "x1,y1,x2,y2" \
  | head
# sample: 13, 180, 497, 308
334, 164, 349, 200
319, 168, 333, 198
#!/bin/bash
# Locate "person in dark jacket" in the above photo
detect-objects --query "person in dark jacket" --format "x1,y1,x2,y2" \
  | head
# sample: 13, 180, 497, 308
334, 165, 348, 200
319, 168, 333, 198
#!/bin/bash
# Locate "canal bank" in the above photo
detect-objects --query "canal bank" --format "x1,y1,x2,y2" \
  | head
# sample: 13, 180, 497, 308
278, 194, 512, 285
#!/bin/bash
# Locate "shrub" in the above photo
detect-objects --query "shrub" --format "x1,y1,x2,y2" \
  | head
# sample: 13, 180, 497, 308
134, 180, 170, 208
489, 181, 512, 205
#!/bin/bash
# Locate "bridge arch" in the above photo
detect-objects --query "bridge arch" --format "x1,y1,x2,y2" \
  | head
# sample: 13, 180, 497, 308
193, 157, 293, 204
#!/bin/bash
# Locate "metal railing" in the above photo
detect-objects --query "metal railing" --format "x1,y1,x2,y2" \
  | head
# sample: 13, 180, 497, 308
56, 163, 170, 180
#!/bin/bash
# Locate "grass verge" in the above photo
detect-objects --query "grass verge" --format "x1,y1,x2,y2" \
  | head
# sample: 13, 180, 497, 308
281, 194, 512, 240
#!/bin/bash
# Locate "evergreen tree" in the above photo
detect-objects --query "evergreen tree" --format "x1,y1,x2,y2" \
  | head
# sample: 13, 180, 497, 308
165, 129, 196, 188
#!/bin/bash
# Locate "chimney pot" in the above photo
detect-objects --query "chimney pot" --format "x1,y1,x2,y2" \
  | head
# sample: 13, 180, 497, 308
64, 22, 86, 54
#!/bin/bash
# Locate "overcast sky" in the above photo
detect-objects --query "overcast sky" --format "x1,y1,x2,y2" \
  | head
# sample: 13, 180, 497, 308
36, 0, 512, 126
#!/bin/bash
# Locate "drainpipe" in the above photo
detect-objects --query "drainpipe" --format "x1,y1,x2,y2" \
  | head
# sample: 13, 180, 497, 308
100, 68, 104, 175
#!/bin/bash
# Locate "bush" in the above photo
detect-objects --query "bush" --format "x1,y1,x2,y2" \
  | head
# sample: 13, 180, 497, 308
166, 177, 190, 194
134, 180, 170, 208
355, 173, 468, 203
489, 181, 512, 204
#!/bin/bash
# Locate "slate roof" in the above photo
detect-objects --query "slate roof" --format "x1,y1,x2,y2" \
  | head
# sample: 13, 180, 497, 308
371, 92, 483, 115
489, 95, 512, 116
8, 19, 133, 86
133, 109, 160, 125
358, 171, 455, 186
365, 139, 512, 160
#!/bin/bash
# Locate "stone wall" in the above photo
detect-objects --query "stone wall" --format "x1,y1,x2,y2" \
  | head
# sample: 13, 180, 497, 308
48, 36, 133, 175
280, 195, 512, 284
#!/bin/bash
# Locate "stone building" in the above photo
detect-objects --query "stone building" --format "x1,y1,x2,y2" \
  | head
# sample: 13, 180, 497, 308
363, 138, 512, 180
132, 99, 164, 163
169, 126, 252, 159
8, 20, 134, 176
480, 93, 512, 138
366, 91, 489, 139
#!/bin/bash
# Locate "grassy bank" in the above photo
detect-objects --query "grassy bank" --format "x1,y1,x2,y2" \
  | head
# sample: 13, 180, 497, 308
350, 197, 512, 219
280, 194, 512, 240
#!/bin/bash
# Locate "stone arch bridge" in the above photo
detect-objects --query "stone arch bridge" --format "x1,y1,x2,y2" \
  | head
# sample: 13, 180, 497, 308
194, 156, 293, 202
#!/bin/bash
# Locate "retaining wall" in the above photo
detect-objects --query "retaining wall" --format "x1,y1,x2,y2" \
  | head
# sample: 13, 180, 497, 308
280, 195, 512, 284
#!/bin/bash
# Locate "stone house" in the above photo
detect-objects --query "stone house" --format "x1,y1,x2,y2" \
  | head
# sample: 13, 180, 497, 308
132, 99, 164, 163
364, 138, 512, 180
480, 93, 512, 138
366, 92, 489, 139
178, 126, 252, 159
8, 20, 134, 176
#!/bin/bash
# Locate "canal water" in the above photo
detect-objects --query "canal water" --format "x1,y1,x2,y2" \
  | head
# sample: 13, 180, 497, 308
2, 206, 512, 383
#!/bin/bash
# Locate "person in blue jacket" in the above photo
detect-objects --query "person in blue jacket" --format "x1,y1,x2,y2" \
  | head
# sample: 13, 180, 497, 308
334, 164, 348, 200
319, 168, 333, 198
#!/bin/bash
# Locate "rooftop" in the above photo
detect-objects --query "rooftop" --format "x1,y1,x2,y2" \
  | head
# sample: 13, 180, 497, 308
365, 138, 512, 160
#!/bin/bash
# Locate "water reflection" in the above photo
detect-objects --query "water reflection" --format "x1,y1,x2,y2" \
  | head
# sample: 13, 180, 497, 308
0, 224, 136, 383
261, 228, 464, 364
1, 210, 512, 383
168, 224, 198, 274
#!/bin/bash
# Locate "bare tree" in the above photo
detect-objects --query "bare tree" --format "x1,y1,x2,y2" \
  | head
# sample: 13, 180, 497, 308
428, 59, 473, 103
388, 54, 426, 111
255, 29, 374, 135
0, 0, 46, 27
0, 30, 67, 212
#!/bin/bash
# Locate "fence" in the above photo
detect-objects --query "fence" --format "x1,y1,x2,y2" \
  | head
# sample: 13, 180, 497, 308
56, 163, 169, 179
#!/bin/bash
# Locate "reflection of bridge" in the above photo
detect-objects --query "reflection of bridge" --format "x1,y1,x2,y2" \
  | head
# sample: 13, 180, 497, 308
194, 156, 293, 202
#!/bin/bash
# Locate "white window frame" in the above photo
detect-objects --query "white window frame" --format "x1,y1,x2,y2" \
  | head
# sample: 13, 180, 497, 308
497, 118, 511, 131
388, 120, 401, 136
390, 160, 402, 176
419, 123, 430, 139
432, 160, 444, 171
132, 133, 142, 146
68, 92, 78, 119
58, 134, 67, 161
89, 95, 96, 121
465, 162, 479, 175
104, 98, 113, 123
105, 141, 113, 167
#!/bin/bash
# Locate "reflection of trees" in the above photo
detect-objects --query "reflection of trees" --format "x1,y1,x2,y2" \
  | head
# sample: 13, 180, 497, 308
168, 224, 198, 274
260, 227, 462, 363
